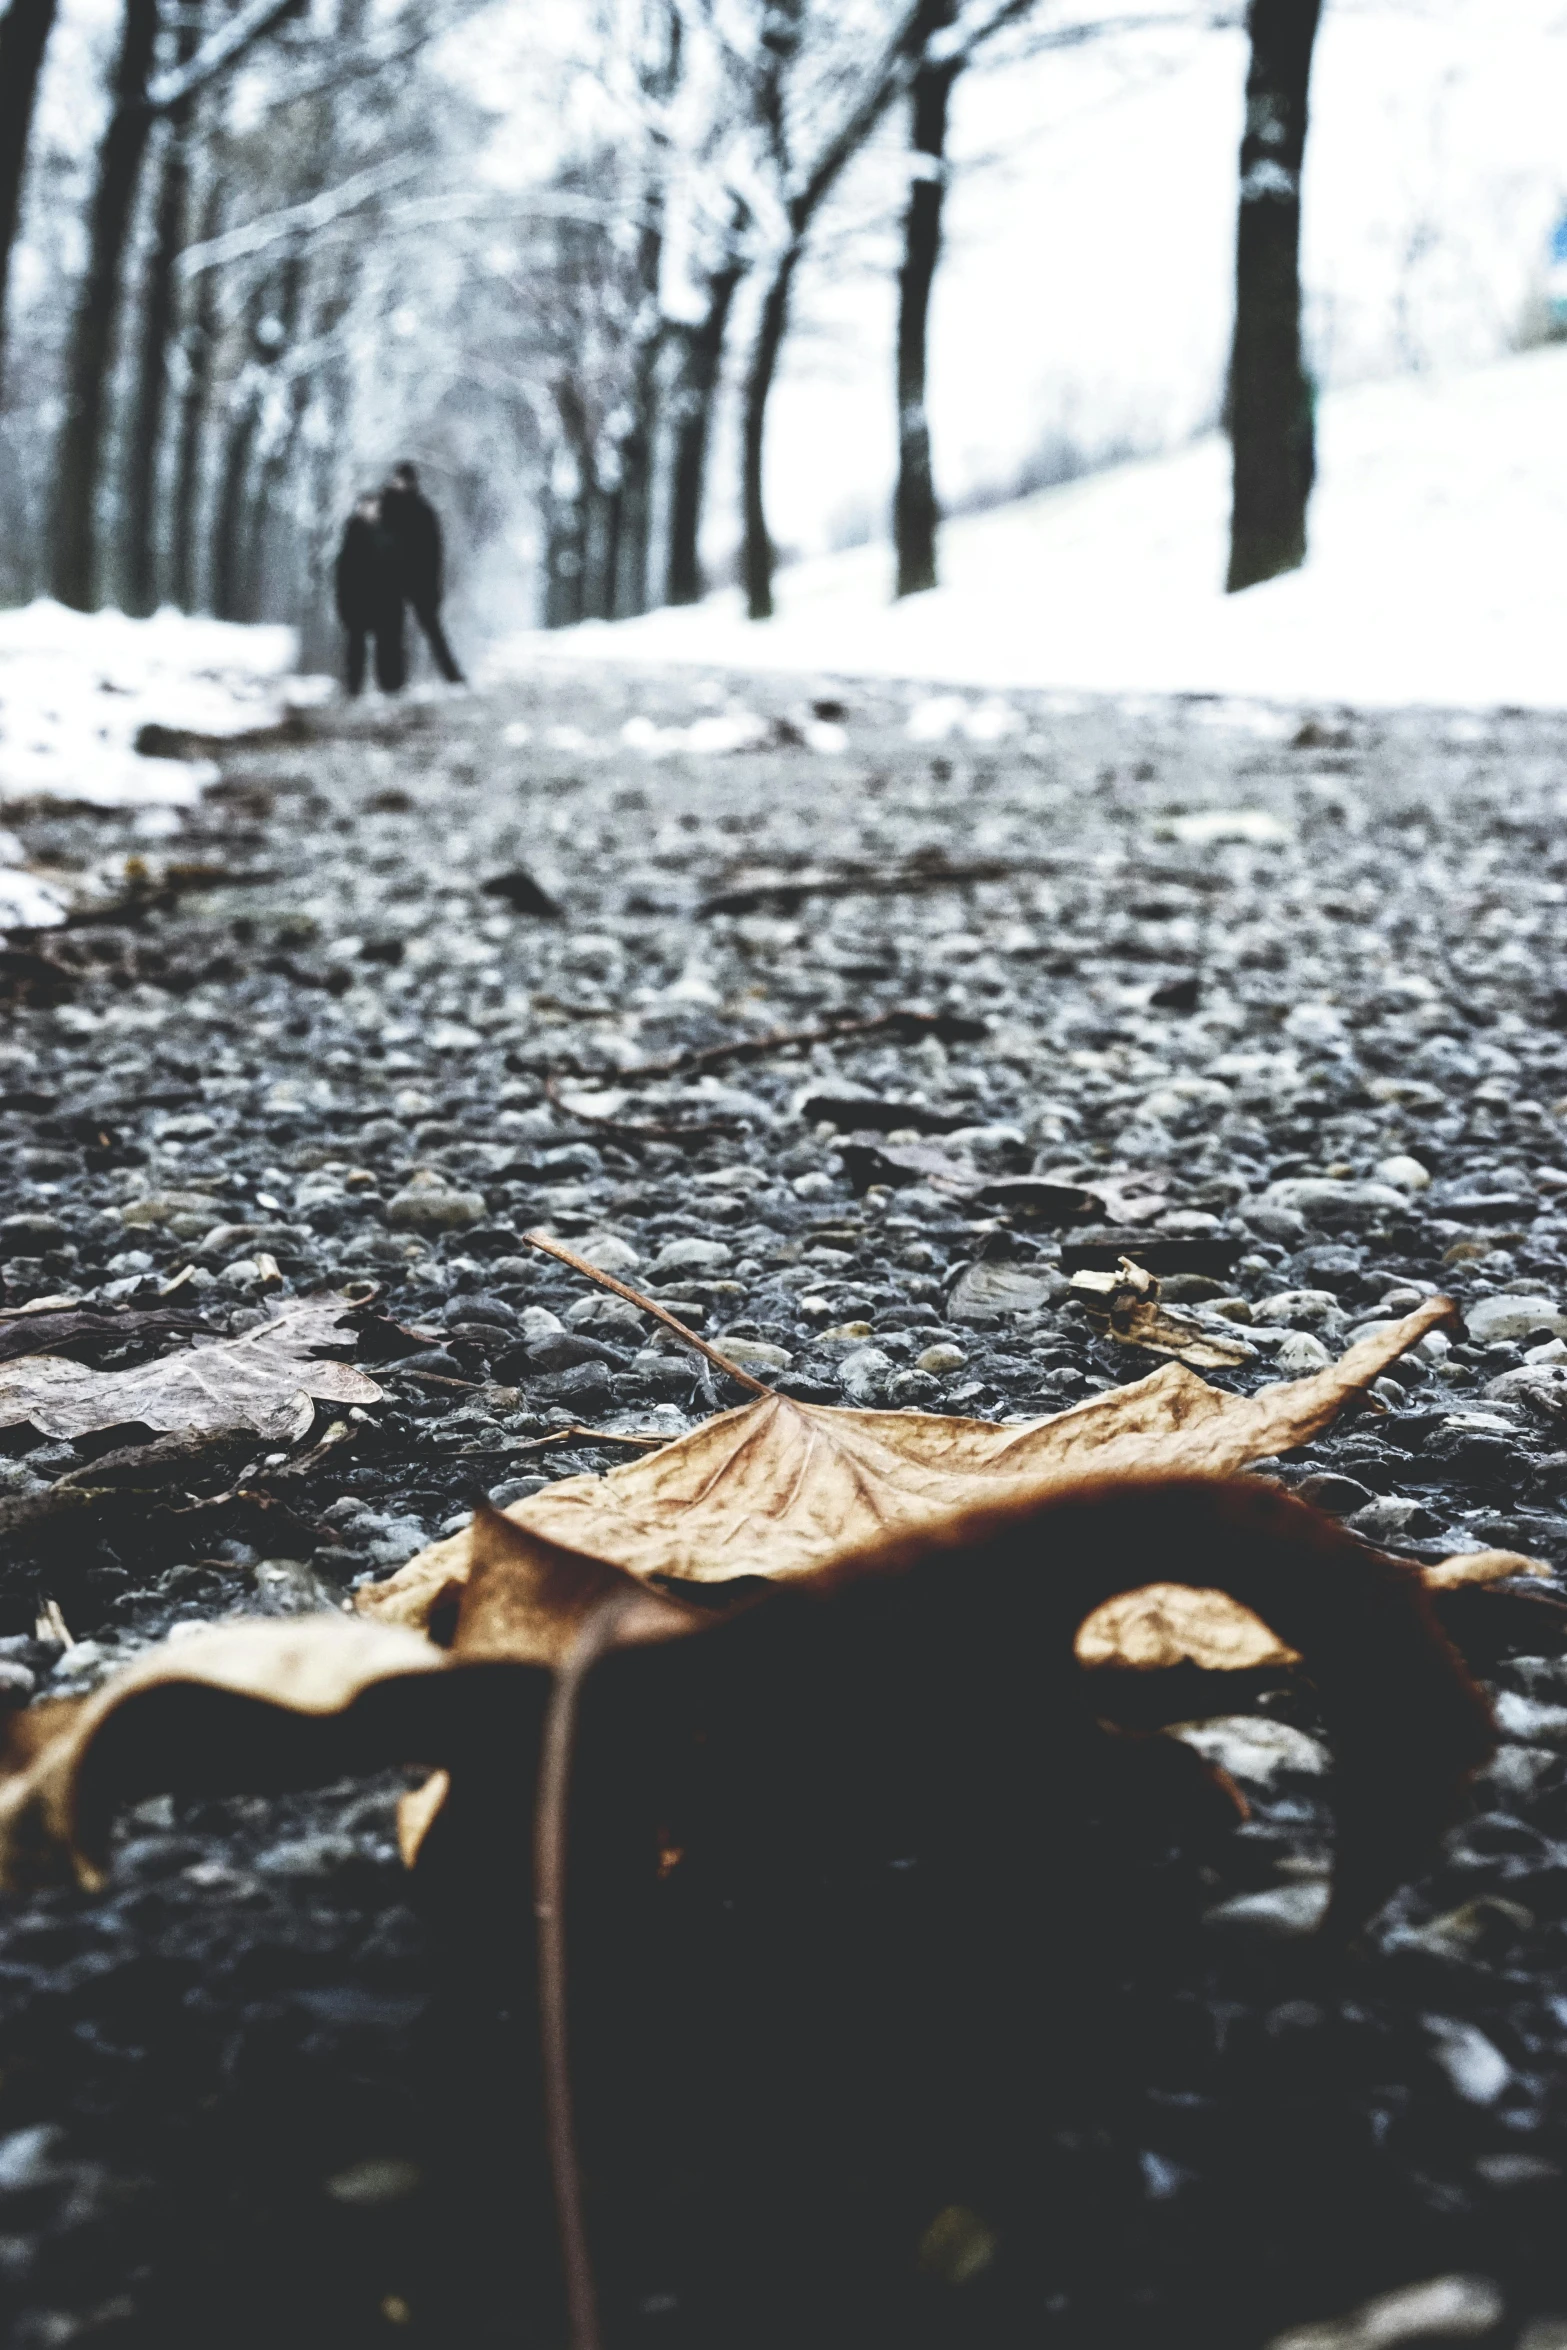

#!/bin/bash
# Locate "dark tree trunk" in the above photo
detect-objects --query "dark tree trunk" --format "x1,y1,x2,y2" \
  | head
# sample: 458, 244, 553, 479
894, 38, 959, 599
741, 245, 801, 623
610, 217, 664, 619
50, 0, 161, 612
666, 260, 741, 607
170, 177, 223, 611
0, 0, 59, 399
210, 391, 262, 620
212, 262, 301, 620
543, 484, 588, 629
1225, 0, 1323, 594
593, 480, 623, 622
120, 7, 203, 617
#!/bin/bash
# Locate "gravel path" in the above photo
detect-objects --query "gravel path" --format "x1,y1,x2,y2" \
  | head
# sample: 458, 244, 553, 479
2, 668, 1567, 2348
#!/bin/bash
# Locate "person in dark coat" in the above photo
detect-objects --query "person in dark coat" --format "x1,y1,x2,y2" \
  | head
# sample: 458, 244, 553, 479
334, 493, 405, 695
379, 460, 465, 683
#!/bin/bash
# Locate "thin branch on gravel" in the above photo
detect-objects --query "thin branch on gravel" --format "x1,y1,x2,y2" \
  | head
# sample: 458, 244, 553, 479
524, 1231, 774, 1397
696, 859, 1024, 916
511, 1424, 671, 1453
542, 1006, 987, 1090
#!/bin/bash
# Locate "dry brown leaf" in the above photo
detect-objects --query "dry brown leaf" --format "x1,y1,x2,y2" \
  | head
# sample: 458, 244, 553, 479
0, 1613, 458, 1888
0, 1473, 1491, 1939
1077, 1546, 1549, 1668
1422, 1547, 1552, 1591
0, 1295, 381, 1442
1068, 1258, 1255, 1368
1075, 1583, 1297, 1671
361, 1295, 1455, 1634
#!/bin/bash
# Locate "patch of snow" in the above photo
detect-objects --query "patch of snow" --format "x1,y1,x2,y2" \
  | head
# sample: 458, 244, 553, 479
0, 601, 318, 812
491, 349, 1567, 713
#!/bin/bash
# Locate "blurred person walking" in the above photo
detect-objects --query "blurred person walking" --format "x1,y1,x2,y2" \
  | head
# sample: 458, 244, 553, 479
380, 460, 465, 684
334, 493, 404, 696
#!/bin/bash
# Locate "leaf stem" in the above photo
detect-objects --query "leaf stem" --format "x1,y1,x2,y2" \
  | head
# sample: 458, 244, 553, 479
523, 1230, 774, 1398
534, 1589, 639, 2350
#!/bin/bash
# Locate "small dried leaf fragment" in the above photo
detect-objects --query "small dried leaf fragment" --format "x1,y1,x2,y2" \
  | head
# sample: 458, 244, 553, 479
1076, 1583, 1297, 1671
361, 1297, 1454, 1624
1080, 1545, 1548, 1671
1423, 1547, 1551, 1591
0, 1295, 381, 1441
1069, 1258, 1255, 1368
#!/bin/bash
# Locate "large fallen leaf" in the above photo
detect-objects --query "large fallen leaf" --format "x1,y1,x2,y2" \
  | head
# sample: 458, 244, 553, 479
0, 1294, 382, 1441
361, 1294, 1455, 1630
0, 1475, 1491, 1939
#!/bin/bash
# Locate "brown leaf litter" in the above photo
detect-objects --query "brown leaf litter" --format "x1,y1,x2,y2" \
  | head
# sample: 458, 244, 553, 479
1068, 1256, 1257, 1368
0, 1248, 1509, 2350
0, 1294, 381, 1442
0, 1252, 1499, 1909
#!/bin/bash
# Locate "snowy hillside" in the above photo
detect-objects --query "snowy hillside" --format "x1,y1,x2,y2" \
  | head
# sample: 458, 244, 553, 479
505, 346, 1567, 712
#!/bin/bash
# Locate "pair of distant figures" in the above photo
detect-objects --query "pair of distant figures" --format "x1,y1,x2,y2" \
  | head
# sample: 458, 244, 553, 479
334, 461, 464, 696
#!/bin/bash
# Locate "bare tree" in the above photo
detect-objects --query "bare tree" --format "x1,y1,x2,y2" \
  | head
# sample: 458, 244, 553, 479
50, 0, 306, 612
119, 0, 205, 615
0, 0, 60, 399
664, 230, 746, 603
735, 0, 931, 621
894, 0, 960, 598
1225, 0, 1321, 592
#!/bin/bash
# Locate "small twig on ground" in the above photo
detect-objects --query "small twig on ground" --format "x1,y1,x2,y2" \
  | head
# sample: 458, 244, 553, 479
511, 1424, 671, 1453
523, 1230, 773, 1397
539, 1005, 986, 1090
697, 858, 1025, 917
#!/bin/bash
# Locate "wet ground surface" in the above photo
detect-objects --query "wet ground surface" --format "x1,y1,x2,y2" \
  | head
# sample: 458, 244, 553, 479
2, 668, 1567, 2345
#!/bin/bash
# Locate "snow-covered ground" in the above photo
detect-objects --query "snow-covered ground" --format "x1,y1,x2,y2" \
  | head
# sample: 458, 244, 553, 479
0, 603, 323, 815
496, 346, 1567, 714
0, 603, 336, 929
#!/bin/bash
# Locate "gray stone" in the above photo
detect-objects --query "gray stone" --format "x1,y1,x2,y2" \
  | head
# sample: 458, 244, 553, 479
120, 1190, 225, 1233
713, 1336, 793, 1372
1485, 1364, 1567, 1419
1346, 1495, 1436, 1544
1423, 2017, 1512, 2104
1170, 1715, 1329, 1784
1467, 1294, 1567, 1345
386, 1175, 487, 1230
1255, 1288, 1345, 1328
1265, 2273, 1505, 2350
1274, 1330, 1333, 1373
1493, 1689, 1567, 1745
1295, 1473, 1374, 1516
649, 1236, 733, 1276
1261, 1178, 1410, 1223
838, 1345, 894, 1403
519, 1306, 566, 1343
576, 1231, 641, 1271
1204, 1882, 1331, 1937
947, 1260, 1058, 1323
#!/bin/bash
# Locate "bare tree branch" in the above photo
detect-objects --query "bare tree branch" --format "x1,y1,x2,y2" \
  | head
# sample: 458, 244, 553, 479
145, 0, 305, 114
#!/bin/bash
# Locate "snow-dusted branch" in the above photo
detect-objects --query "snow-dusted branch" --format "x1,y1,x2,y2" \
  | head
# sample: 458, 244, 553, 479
144, 0, 305, 113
